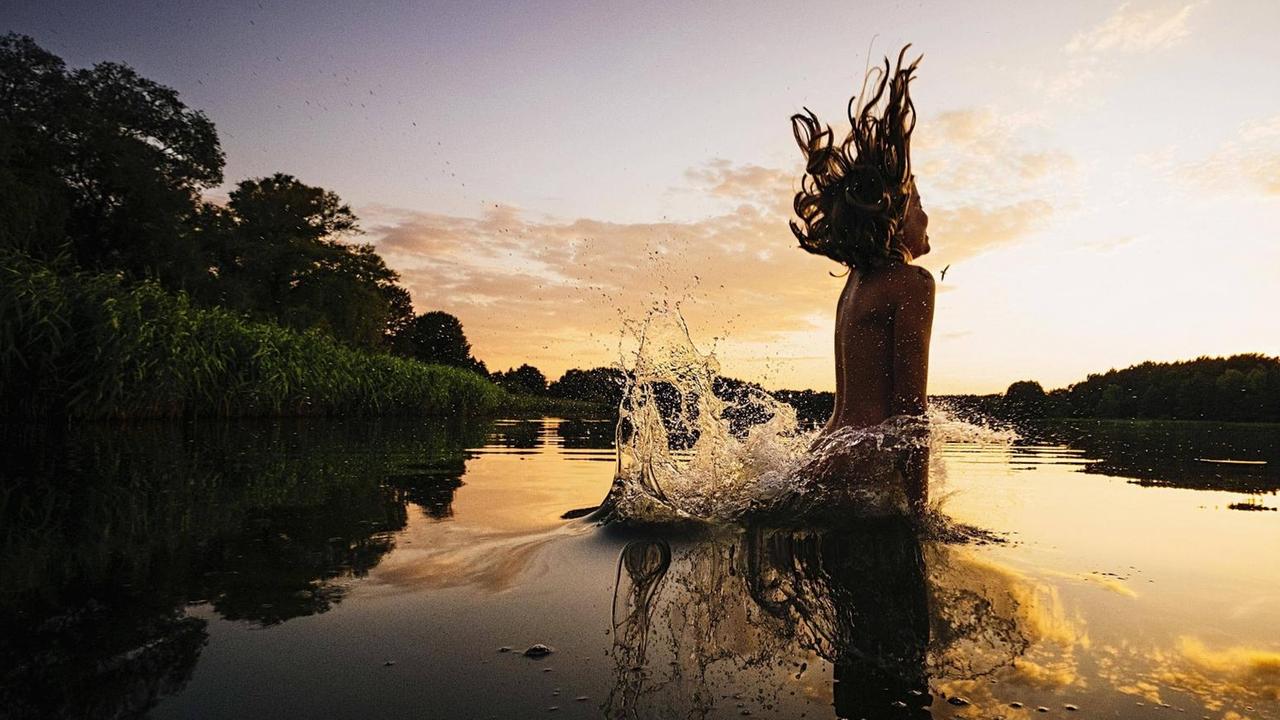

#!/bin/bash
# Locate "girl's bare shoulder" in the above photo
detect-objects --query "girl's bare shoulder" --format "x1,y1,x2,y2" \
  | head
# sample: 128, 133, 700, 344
872, 263, 935, 301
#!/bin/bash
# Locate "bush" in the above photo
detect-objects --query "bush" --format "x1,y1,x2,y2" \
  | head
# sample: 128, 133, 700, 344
0, 251, 504, 419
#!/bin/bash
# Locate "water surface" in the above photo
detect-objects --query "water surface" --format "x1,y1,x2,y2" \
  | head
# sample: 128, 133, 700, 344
1, 417, 1277, 719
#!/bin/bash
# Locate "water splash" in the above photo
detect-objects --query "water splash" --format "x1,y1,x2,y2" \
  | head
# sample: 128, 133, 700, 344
597, 305, 1015, 525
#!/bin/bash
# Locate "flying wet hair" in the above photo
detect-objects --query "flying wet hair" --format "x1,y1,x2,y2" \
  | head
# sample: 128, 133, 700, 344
790, 45, 921, 270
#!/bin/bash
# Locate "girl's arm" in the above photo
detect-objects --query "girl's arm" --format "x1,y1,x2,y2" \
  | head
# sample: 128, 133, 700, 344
890, 267, 935, 416
891, 267, 936, 516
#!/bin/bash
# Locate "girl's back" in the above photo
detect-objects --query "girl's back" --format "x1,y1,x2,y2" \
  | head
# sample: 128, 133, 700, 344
827, 263, 935, 433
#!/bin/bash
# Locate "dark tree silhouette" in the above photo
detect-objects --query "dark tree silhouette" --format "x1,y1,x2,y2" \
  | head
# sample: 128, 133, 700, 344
773, 389, 836, 429
493, 364, 548, 395
397, 311, 486, 373
1060, 355, 1279, 422
1, 35, 418, 352
943, 355, 1280, 424
214, 173, 357, 310
1002, 380, 1047, 419
383, 285, 416, 345
0, 33, 224, 289
198, 173, 413, 349
548, 367, 628, 407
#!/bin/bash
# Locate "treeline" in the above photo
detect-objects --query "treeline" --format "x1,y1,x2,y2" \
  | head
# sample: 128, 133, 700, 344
525, 354, 1280, 428
944, 354, 1280, 424
0, 34, 505, 417
485, 363, 839, 430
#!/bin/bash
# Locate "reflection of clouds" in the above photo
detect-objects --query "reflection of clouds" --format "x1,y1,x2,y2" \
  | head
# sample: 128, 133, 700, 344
1042, 568, 1141, 598
1098, 636, 1280, 712
930, 549, 1088, 697
372, 526, 576, 592
1165, 637, 1280, 706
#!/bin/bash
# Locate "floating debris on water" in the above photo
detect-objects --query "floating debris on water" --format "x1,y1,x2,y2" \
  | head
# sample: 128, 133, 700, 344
524, 643, 555, 657
1227, 502, 1276, 512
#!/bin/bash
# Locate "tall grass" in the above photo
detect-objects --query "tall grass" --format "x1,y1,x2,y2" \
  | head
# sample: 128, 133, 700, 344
0, 251, 504, 419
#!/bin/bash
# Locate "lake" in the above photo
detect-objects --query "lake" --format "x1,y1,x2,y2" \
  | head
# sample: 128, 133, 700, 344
1, 416, 1277, 719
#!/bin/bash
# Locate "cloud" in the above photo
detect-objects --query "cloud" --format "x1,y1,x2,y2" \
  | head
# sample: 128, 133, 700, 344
1066, 2, 1199, 54
1041, 2, 1203, 101
1082, 234, 1139, 253
1184, 114, 1280, 196
914, 108, 1074, 205
367, 196, 835, 375
365, 159, 1052, 382
684, 158, 794, 214
926, 201, 1054, 267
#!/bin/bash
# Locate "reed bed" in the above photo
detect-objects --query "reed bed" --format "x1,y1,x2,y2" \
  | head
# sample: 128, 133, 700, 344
0, 252, 504, 419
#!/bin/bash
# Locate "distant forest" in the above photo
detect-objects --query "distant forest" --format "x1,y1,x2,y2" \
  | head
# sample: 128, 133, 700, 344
507, 354, 1280, 427
940, 354, 1280, 424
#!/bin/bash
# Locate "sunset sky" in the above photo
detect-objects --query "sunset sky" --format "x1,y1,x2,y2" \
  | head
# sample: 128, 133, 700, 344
6, 0, 1279, 393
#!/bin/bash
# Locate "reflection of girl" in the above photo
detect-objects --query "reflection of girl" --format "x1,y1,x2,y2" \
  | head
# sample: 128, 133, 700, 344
790, 47, 934, 517
745, 521, 931, 718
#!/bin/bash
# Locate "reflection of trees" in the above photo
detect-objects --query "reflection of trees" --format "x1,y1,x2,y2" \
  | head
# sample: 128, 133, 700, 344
557, 418, 616, 450
0, 417, 487, 717
487, 419, 543, 449
1, 591, 206, 720
605, 526, 1038, 720
1039, 420, 1280, 492
384, 424, 479, 519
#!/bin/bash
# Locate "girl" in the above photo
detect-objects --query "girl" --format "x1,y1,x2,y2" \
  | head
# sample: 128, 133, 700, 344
790, 47, 934, 517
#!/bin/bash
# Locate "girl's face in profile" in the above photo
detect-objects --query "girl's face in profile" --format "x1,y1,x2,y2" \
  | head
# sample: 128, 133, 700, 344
901, 180, 930, 261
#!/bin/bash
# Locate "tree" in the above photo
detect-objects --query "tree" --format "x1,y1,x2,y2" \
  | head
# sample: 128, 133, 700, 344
383, 285, 415, 346
493, 365, 548, 395
206, 173, 411, 349
1002, 380, 1047, 419
397, 311, 486, 373
548, 367, 628, 406
0, 35, 417, 352
0, 34, 224, 288
217, 173, 358, 314
283, 243, 408, 349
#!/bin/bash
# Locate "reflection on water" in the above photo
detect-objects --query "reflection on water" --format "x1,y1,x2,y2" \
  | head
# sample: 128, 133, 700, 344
607, 524, 937, 719
1, 416, 1277, 719
1034, 419, 1280, 492
0, 419, 484, 717
604, 524, 1081, 719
